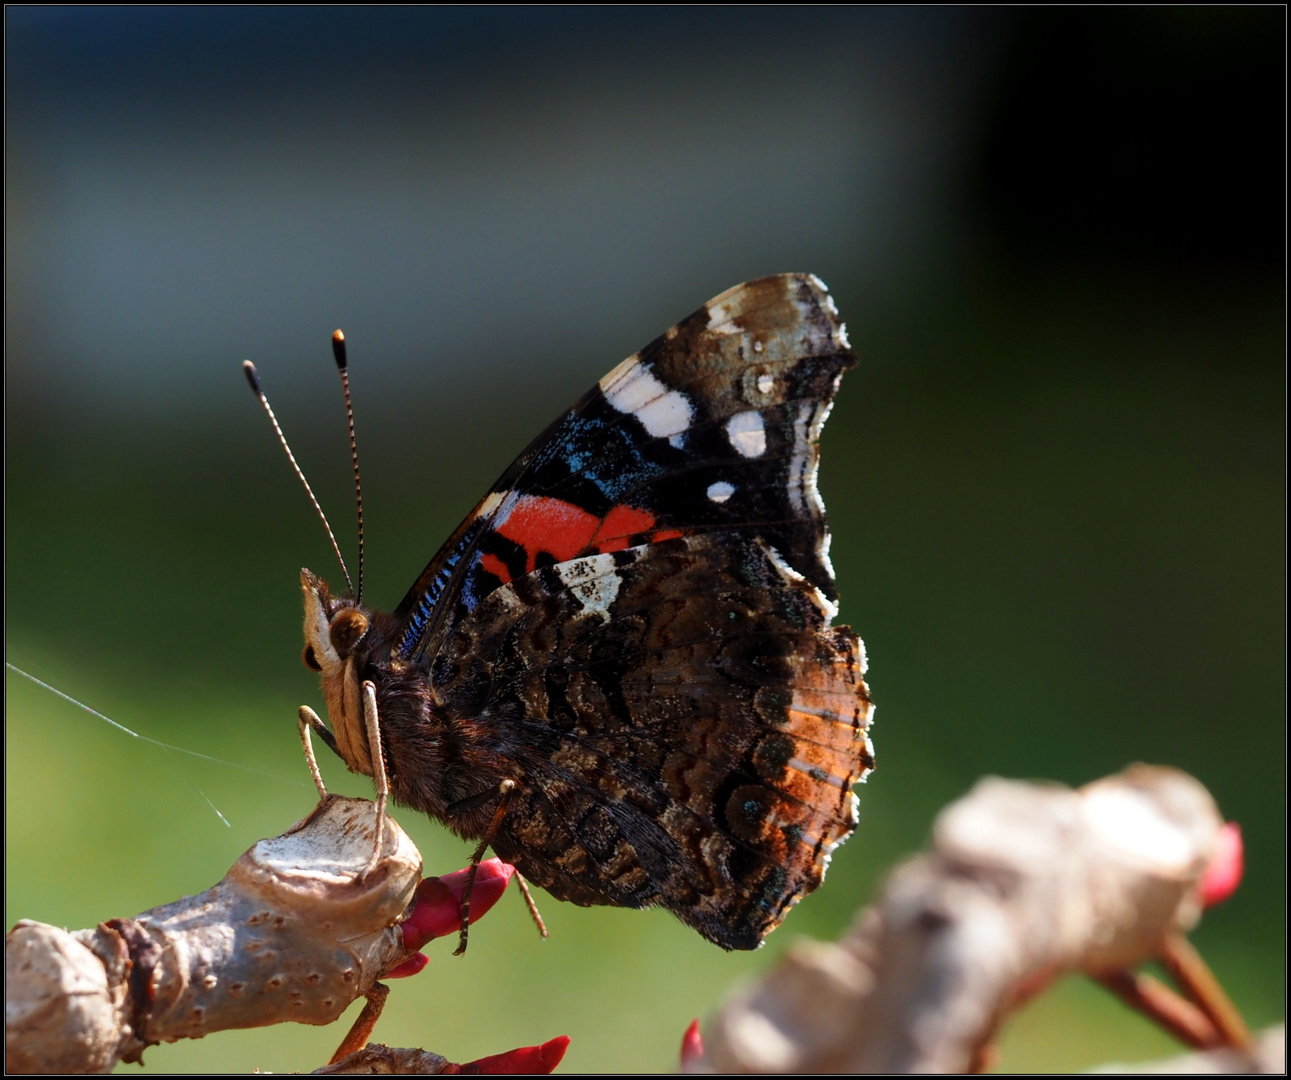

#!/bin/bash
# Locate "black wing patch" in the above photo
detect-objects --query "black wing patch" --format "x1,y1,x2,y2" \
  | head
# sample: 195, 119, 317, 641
393, 273, 854, 666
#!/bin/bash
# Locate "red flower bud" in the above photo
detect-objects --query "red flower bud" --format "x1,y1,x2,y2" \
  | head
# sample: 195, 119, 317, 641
383, 951, 429, 980
680, 1019, 704, 1067
1199, 821, 1244, 908
446, 1035, 571, 1074
400, 859, 516, 953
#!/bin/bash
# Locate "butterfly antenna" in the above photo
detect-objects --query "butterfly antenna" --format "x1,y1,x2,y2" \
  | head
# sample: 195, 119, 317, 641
243, 360, 354, 593
331, 330, 366, 604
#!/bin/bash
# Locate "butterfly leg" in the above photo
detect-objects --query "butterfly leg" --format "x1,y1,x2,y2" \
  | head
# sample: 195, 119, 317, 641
453, 778, 517, 956
357, 680, 390, 879
515, 871, 549, 942
297, 706, 333, 800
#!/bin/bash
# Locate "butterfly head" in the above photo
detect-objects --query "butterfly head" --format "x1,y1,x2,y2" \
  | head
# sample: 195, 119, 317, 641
300, 567, 376, 777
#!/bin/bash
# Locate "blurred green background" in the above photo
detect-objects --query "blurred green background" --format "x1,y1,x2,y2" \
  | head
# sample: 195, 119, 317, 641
5, 8, 1283, 1073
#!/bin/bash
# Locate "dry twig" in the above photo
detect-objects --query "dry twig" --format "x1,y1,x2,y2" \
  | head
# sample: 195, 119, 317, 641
5, 796, 421, 1074
693, 764, 1254, 1073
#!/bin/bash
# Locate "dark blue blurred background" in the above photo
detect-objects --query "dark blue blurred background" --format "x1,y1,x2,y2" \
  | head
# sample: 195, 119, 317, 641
6, 8, 1283, 1072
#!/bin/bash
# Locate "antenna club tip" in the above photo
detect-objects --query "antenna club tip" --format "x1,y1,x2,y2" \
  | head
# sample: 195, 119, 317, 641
331, 330, 348, 370
242, 360, 263, 394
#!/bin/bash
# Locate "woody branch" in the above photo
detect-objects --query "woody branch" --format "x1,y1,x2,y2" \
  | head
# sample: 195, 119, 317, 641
691, 764, 1273, 1074
3, 796, 523, 1075
6, 765, 1274, 1074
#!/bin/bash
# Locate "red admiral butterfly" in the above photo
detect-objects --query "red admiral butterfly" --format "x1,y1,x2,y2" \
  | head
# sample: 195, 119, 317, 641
265, 274, 874, 951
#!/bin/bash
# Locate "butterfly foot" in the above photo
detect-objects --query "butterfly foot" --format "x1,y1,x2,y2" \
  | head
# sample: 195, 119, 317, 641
352, 788, 389, 883
297, 706, 333, 800
452, 778, 518, 954
516, 871, 549, 941
350, 680, 391, 883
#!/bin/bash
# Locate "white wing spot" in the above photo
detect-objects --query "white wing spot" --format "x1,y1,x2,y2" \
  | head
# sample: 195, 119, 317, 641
469, 490, 505, 523
765, 544, 807, 586
599, 356, 693, 440
788, 756, 848, 789
859, 736, 876, 782
787, 401, 815, 513
706, 481, 735, 504
555, 553, 622, 624
726, 410, 766, 458
765, 544, 838, 622
706, 296, 743, 334
756, 373, 775, 394
820, 528, 836, 584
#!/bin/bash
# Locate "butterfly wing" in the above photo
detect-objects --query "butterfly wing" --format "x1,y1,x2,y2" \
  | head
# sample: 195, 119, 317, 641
392, 273, 872, 948
391, 273, 853, 664
431, 533, 873, 949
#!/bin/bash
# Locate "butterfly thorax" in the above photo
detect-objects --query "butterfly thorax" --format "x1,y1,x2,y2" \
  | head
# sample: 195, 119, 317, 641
300, 567, 516, 835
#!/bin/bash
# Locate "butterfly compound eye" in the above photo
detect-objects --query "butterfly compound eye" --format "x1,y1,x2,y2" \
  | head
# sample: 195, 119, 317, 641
328, 608, 370, 658
302, 645, 322, 672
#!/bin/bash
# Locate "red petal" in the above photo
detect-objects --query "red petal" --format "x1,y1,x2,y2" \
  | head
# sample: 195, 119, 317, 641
401, 859, 515, 951
680, 1019, 704, 1066
1199, 821, 1244, 908
456, 1035, 570, 1074
383, 952, 429, 980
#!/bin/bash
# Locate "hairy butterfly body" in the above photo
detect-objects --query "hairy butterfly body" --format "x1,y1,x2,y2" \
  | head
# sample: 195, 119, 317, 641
300, 274, 874, 950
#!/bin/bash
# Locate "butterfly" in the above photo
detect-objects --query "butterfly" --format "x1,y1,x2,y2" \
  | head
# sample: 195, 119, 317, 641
286, 273, 874, 951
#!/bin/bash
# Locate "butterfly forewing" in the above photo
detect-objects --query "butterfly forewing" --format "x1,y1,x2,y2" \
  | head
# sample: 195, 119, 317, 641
375, 273, 872, 949
392, 273, 853, 665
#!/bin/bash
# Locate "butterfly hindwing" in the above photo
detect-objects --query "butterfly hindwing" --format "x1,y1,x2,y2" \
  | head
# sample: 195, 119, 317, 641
392, 273, 854, 665
428, 532, 873, 949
